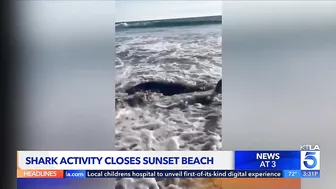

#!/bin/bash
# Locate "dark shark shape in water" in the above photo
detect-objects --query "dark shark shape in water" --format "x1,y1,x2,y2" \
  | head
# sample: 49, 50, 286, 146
116, 79, 222, 108
126, 79, 222, 96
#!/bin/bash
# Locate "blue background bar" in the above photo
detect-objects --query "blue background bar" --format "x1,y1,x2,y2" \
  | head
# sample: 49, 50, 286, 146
301, 170, 320, 178
282, 170, 301, 178
234, 151, 301, 170
64, 170, 86, 178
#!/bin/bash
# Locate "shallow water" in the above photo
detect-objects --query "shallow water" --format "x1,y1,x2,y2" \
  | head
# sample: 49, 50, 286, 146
115, 24, 222, 189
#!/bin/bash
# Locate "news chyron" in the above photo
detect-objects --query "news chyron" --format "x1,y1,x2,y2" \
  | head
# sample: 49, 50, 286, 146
300, 144, 320, 178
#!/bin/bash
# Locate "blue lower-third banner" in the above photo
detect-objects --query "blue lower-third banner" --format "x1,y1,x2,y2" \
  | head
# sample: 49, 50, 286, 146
64, 170, 284, 178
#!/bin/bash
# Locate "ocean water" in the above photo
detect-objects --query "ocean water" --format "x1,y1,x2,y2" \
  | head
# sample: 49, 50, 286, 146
115, 17, 222, 189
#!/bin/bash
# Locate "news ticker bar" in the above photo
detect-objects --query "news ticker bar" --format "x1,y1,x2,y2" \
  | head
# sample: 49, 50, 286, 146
17, 170, 320, 179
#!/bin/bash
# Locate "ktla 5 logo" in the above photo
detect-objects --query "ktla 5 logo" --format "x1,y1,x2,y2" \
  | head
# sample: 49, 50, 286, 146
301, 151, 320, 170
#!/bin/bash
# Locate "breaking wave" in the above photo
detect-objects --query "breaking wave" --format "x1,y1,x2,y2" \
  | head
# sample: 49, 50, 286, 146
116, 16, 221, 30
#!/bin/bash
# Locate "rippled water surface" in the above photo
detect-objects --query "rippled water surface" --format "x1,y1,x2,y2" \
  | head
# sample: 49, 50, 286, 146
115, 24, 222, 189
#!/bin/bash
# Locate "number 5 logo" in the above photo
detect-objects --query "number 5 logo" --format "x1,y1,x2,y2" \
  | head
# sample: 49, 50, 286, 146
304, 152, 317, 169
